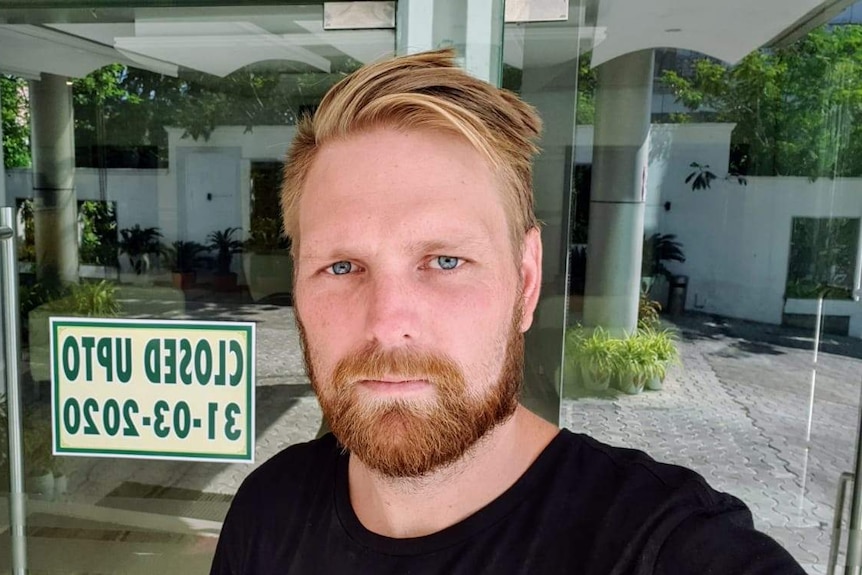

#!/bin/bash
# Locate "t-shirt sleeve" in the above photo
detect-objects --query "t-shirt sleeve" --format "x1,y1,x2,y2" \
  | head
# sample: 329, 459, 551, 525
653, 505, 807, 575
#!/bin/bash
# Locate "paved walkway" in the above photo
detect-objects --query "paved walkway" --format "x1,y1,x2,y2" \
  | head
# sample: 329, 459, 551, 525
25, 291, 862, 573
562, 313, 862, 574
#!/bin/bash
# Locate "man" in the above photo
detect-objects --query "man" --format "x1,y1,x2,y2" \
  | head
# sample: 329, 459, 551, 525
211, 49, 805, 574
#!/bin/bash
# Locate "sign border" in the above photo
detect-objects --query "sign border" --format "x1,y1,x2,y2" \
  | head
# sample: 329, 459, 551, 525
50, 317, 256, 463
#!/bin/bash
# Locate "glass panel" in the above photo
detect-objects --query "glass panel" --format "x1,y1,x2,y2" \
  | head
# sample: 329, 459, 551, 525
0, 4, 394, 571
564, 2, 862, 573
502, 8, 580, 423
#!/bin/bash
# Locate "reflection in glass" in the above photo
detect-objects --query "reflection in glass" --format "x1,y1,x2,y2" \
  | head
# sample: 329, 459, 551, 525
0, 4, 394, 571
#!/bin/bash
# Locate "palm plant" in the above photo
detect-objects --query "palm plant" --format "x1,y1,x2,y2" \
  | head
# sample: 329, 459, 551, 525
118, 225, 163, 274
208, 227, 243, 275
642, 233, 685, 282
164, 241, 207, 274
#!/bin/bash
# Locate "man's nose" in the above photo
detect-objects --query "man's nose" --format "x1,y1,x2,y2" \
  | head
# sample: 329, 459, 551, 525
363, 273, 420, 346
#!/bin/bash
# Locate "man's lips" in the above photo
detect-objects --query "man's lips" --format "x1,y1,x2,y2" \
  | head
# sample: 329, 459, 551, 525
357, 379, 432, 394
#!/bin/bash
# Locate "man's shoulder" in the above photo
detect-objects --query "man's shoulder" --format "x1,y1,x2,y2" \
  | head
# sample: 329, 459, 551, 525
554, 431, 805, 573
233, 432, 341, 506
556, 429, 745, 515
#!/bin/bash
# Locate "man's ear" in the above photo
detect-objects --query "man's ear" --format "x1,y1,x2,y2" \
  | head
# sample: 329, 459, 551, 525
518, 227, 543, 332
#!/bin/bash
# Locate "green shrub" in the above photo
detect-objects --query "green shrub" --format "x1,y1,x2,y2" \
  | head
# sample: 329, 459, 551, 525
42, 280, 121, 317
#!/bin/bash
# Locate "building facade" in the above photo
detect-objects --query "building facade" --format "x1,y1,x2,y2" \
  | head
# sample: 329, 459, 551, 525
0, 0, 861, 572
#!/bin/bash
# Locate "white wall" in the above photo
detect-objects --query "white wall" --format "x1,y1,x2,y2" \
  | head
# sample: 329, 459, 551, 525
5, 125, 296, 274
6, 125, 299, 244
658, 174, 862, 336
6, 166, 165, 234
578, 122, 862, 337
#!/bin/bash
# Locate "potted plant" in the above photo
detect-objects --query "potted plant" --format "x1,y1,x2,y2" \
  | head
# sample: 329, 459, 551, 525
638, 327, 680, 390
612, 333, 662, 395
242, 217, 293, 303
164, 240, 207, 290
118, 225, 163, 278
208, 227, 243, 291
565, 326, 620, 392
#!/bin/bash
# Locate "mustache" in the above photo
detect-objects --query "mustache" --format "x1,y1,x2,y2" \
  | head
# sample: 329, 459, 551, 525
331, 342, 463, 387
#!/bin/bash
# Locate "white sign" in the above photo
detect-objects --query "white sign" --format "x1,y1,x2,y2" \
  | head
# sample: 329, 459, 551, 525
50, 318, 255, 463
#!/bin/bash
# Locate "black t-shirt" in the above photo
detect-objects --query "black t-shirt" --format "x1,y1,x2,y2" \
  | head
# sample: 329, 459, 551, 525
210, 430, 805, 574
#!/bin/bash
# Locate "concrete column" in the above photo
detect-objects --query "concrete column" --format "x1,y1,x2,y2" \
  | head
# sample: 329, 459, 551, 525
464, 0, 504, 85
29, 73, 78, 283
396, 0, 435, 54
583, 50, 654, 334
397, 0, 503, 87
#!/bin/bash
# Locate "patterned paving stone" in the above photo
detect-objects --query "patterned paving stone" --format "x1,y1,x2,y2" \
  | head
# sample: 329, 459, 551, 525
562, 313, 862, 572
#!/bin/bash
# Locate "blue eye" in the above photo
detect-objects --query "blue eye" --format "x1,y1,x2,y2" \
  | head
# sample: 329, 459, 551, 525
329, 261, 353, 275
435, 256, 460, 270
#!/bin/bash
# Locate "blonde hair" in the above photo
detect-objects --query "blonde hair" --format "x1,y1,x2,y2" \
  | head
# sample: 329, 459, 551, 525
281, 48, 543, 251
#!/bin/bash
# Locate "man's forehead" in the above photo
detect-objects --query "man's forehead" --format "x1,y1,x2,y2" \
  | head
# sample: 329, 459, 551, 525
297, 128, 510, 241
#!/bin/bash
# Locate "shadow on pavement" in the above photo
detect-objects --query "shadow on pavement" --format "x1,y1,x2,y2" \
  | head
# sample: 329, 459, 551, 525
673, 312, 862, 360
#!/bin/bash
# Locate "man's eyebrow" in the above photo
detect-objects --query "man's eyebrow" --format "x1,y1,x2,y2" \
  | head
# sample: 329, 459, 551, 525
403, 236, 489, 255
301, 236, 489, 262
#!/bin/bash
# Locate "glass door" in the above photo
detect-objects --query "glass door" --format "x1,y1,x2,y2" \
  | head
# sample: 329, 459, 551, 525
560, 2, 862, 573
0, 3, 394, 572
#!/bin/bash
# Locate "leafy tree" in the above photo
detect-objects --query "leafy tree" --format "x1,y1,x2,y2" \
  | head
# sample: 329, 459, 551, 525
576, 57, 597, 125
78, 201, 118, 266
1, 75, 30, 168
661, 25, 862, 179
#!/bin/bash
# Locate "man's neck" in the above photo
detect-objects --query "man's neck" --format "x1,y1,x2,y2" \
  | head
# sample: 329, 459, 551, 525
347, 405, 559, 538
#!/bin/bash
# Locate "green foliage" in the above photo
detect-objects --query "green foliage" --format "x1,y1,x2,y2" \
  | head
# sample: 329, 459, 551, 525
786, 217, 859, 299
244, 217, 291, 253
19, 276, 68, 320
785, 279, 852, 300
576, 58, 598, 125
42, 280, 121, 317
164, 240, 207, 273
638, 294, 662, 330
118, 225, 163, 274
641, 233, 686, 282
661, 25, 862, 178
17, 200, 118, 266
72, 59, 363, 166
565, 325, 681, 393
78, 201, 119, 266
567, 326, 620, 381
208, 227, 243, 275
636, 326, 680, 380
70, 280, 121, 317
615, 334, 664, 385
1, 75, 30, 168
